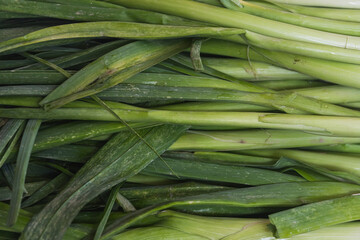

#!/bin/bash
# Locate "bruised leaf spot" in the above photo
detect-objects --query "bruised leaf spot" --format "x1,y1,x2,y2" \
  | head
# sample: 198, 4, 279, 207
293, 58, 301, 64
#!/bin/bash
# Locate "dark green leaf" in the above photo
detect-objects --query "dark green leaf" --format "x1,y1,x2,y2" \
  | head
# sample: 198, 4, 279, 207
93, 184, 122, 240
0, 119, 24, 158
270, 195, 360, 238
21, 173, 69, 208
143, 157, 305, 185
40, 39, 191, 110
21, 124, 188, 240
7, 119, 41, 226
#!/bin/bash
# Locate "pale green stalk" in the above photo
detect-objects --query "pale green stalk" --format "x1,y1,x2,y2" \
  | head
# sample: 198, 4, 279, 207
258, 80, 326, 90
279, 3, 360, 22
236, 149, 360, 181
253, 46, 360, 88
169, 54, 269, 93
113, 212, 360, 240
113, 226, 207, 240
108, 0, 360, 50
288, 222, 360, 240
199, 39, 269, 62
266, 0, 360, 8
202, 57, 314, 80
305, 144, 360, 154
3, 108, 360, 135
154, 102, 274, 112
170, 130, 360, 151
246, 31, 360, 64
0, 108, 337, 131
198, 40, 360, 87
259, 113, 360, 137
342, 102, 360, 109
114, 211, 273, 240
222, 0, 360, 36
288, 85, 360, 104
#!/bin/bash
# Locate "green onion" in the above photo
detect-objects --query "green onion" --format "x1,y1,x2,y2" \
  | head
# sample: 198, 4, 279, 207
0, 22, 242, 55
109, 0, 360, 49
3, 1, 360, 238
270, 195, 360, 238
21, 124, 188, 240
202, 57, 314, 80
266, 0, 360, 9
170, 129, 360, 151
0, 0, 207, 26
7, 119, 41, 226
252, 46, 360, 88
0, 202, 94, 239
236, 149, 360, 184
279, 3, 360, 22
245, 31, 360, 64
93, 184, 121, 240
143, 156, 305, 185
40, 39, 191, 110
4, 107, 360, 135
101, 182, 360, 238
114, 210, 273, 240
222, 0, 360, 36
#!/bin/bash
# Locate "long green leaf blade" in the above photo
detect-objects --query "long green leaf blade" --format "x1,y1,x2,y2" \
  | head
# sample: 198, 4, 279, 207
93, 184, 122, 240
21, 124, 188, 240
7, 119, 41, 226
21, 173, 69, 208
0, 0, 208, 26
39, 39, 191, 110
0, 119, 24, 157
0, 122, 25, 168
0, 22, 242, 55
143, 157, 305, 185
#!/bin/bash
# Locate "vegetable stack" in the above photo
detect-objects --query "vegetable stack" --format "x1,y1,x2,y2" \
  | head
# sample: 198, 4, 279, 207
1, 0, 360, 239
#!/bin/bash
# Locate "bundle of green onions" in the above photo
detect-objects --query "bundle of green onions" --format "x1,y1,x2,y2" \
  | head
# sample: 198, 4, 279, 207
1, 0, 360, 239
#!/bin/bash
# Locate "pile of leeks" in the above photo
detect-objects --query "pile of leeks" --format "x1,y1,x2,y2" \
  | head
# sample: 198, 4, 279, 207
1, 0, 360, 239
